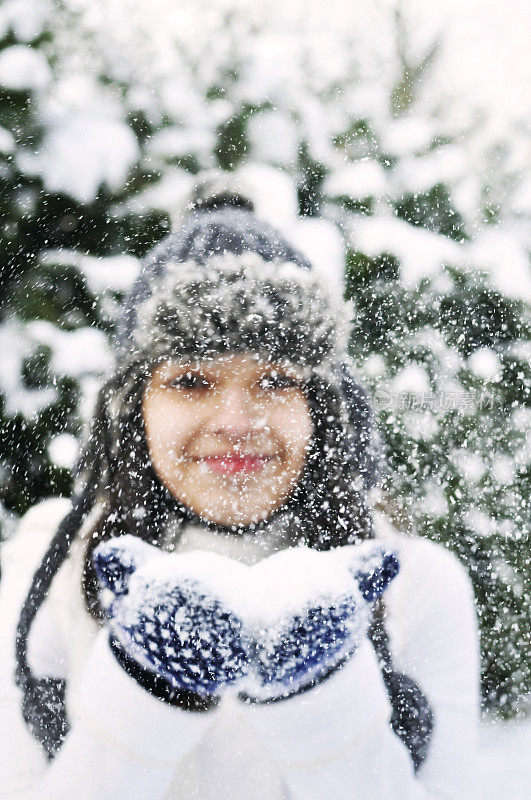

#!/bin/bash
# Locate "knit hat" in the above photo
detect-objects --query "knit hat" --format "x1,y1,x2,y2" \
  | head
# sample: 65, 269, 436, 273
114, 175, 345, 369
130, 252, 344, 371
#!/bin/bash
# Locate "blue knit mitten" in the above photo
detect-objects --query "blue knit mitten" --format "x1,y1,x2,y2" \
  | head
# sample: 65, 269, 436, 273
93, 536, 251, 698
240, 542, 399, 702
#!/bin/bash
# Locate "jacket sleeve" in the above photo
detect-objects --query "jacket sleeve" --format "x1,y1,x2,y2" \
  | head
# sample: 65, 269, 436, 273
0, 500, 216, 800
242, 541, 480, 800
29, 631, 216, 800
0, 499, 70, 798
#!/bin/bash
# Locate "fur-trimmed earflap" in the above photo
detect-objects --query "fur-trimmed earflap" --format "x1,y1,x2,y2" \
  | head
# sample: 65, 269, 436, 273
130, 251, 348, 369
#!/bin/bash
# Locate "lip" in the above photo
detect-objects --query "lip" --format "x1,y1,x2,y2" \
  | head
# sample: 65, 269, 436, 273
193, 455, 276, 474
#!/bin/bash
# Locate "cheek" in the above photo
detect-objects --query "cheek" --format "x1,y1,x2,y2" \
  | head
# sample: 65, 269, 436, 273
271, 398, 313, 456
143, 396, 195, 463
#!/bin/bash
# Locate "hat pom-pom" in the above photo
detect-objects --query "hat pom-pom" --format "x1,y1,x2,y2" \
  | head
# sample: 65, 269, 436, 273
189, 170, 255, 214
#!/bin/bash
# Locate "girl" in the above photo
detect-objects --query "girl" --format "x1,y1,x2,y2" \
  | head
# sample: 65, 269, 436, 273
0, 177, 479, 799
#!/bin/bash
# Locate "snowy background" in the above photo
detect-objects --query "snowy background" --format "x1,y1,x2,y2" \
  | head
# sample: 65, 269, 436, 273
0, 0, 529, 793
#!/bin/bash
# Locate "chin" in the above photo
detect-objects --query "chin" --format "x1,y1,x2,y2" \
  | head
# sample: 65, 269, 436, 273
200, 500, 274, 528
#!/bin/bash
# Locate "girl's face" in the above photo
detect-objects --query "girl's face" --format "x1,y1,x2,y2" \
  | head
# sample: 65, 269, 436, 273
142, 353, 313, 526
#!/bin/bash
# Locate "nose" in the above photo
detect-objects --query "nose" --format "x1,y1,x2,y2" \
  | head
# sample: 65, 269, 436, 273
211, 387, 260, 439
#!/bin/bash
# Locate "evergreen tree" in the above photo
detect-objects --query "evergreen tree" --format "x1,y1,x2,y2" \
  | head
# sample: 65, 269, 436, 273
0, 0, 169, 528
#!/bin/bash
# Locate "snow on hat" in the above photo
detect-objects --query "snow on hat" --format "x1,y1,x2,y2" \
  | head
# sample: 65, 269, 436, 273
129, 252, 347, 372
114, 172, 349, 373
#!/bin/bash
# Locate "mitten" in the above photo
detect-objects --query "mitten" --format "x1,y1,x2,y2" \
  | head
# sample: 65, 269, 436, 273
240, 542, 399, 702
93, 535, 251, 698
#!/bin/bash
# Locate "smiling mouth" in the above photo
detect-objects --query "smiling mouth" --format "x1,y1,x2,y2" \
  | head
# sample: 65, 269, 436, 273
192, 455, 278, 474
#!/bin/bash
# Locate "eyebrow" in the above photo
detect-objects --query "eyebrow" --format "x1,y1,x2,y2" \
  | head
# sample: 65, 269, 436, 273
161, 360, 300, 372
155, 361, 308, 383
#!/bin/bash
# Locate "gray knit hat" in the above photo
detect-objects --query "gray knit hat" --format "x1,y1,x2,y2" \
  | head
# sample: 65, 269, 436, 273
131, 251, 347, 372
115, 174, 346, 368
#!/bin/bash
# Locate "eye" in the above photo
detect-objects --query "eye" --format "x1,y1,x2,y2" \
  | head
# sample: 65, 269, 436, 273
167, 372, 212, 392
257, 372, 301, 391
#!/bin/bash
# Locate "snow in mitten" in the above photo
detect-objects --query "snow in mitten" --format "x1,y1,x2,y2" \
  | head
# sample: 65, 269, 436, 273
240, 543, 399, 702
93, 536, 252, 697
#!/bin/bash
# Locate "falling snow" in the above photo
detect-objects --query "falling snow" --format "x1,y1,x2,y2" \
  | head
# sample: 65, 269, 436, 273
0, 0, 529, 796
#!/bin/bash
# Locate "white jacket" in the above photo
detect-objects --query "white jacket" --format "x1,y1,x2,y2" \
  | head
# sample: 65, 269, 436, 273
0, 497, 480, 800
